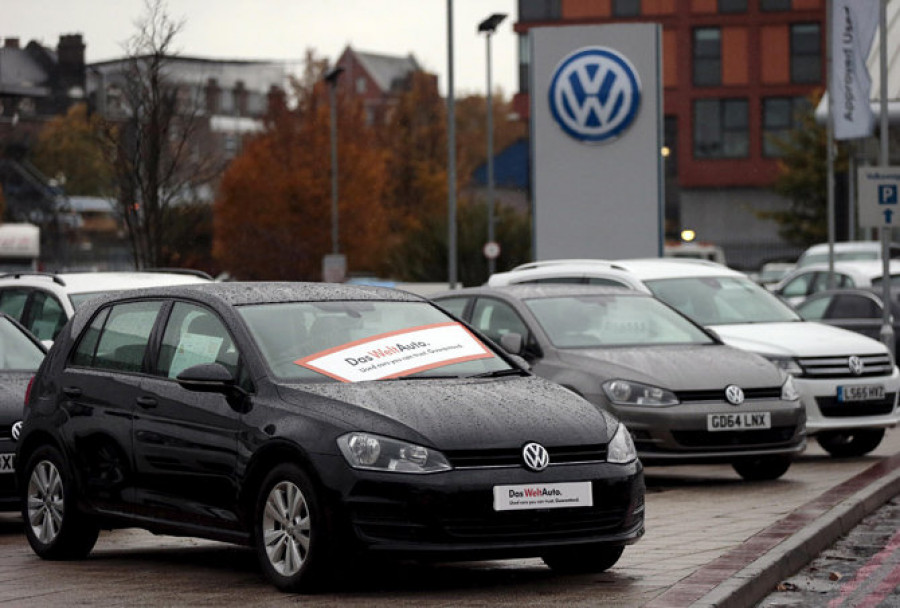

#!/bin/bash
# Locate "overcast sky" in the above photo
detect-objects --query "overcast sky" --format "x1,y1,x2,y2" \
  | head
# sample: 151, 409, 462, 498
10, 0, 519, 97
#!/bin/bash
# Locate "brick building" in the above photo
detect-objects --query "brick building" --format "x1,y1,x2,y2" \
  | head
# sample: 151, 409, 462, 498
512, 0, 829, 268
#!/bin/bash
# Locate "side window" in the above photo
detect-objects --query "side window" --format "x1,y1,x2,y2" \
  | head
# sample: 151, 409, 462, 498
0, 288, 29, 321
26, 291, 67, 341
471, 298, 529, 345
780, 273, 812, 298
157, 302, 240, 379
829, 295, 880, 319
435, 297, 469, 319
797, 297, 830, 320
72, 308, 110, 367
92, 301, 163, 372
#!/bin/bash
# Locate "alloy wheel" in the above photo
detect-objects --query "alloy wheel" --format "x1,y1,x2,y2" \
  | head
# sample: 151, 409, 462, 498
262, 480, 311, 576
27, 460, 65, 545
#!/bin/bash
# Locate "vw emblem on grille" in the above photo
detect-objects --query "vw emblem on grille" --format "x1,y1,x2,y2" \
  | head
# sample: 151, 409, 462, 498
522, 442, 550, 472
848, 356, 864, 376
11, 421, 22, 441
725, 385, 745, 406
548, 46, 642, 144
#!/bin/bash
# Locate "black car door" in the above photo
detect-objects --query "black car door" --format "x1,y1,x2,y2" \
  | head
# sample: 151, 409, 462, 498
61, 300, 165, 511
132, 301, 245, 530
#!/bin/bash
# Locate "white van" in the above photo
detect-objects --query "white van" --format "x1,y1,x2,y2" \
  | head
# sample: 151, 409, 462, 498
0, 224, 40, 271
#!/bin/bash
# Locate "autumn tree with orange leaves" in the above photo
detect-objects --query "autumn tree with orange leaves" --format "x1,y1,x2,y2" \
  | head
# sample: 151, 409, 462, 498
214, 53, 389, 280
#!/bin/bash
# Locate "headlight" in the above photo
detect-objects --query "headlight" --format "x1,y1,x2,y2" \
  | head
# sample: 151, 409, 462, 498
607, 424, 637, 464
337, 432, 452, 474
781, 375, 800, 401
766, 356, 803, 376
602, 379, 679, 406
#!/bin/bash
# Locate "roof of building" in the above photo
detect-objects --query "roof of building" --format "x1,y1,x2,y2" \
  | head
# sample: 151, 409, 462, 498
0, 45, 50, 96
352, 49, 421, 93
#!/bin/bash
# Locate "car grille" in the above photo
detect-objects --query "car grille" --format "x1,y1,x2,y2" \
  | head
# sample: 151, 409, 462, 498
444, 444, 608, 469
348, 478, 641, 545
671, 426, 798, 448
816, 393, 897, 418
675, 387, 782, 402
0, 425, 12, 441
797, 354, 893, 379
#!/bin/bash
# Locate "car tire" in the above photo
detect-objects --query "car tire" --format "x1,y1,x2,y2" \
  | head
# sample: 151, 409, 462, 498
732, 455, 792, 481
816, 429, 885, 458
253, 463, 336, 592
22, 445, 99, 560
541, 544, 624, 574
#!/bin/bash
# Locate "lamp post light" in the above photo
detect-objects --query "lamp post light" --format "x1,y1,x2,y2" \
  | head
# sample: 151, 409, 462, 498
478, 12, 506, 276
324, 66, 344, 256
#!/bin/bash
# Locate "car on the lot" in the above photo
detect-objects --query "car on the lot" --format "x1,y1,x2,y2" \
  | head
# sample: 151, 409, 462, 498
753, 262, 795, 287
769, 260, 900, 306
17, 282, 644, 592
0, 312, 46, 510
795, 287, 900, 355
488, 258, 900, 458
434, 285, 805, 481
795, 241, 900, 268
0, 270, 213, 343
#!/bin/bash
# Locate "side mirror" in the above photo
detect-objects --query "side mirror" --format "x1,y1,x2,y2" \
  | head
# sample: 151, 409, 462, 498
499, 332, 524, 356
176, 362, 237, 393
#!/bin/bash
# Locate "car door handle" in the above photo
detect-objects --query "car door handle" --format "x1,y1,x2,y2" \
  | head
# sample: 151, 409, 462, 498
63, 387, 82, 398
136, 396, 157, 409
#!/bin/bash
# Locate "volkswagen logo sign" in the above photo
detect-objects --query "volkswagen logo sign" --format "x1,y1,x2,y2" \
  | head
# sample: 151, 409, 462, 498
11, 421, 22, 441
522, 442, 550, 472
548, 46, 642, 144
725, 385, 745, 406
848, 356, 865, 376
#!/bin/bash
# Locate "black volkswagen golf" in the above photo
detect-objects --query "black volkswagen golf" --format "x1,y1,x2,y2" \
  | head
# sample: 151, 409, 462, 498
17, 282, 644, 592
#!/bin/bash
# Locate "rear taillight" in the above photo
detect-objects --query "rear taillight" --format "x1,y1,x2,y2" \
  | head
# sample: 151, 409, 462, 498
24, 376, 35, 409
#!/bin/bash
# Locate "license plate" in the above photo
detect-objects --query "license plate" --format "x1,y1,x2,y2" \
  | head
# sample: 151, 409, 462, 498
838, 384, 885, 402
707, 412, 771, 432
493, 481, 592, 511
0, 453, 14, 474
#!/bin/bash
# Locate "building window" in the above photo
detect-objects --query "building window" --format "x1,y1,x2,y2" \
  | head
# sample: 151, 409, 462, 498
693, 28, 722, 87
718, 0, 747, 12
762, 96, 810, 157
613, 0, 641, 16
761, 0, 791, 11
791, 23, 822, 84
518, 0, 561, 21
693, 98, 748, 159
356, 77, 367, 94
518, 33, 531, 94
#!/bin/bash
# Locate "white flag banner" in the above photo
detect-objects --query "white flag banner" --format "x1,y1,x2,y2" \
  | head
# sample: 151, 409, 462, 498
832, 0, 880, 140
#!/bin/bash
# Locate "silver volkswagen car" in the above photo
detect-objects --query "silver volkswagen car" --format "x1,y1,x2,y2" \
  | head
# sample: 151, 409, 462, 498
434, 285, 806, 480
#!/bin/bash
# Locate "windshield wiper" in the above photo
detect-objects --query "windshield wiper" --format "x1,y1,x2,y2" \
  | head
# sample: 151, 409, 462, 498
470, 368, 528, 379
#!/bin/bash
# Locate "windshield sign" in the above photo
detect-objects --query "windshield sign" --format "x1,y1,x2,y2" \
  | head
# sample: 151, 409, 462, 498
297, 322, 493, 382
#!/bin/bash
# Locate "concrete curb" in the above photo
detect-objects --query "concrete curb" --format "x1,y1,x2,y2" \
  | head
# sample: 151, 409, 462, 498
644, 451, 900, 608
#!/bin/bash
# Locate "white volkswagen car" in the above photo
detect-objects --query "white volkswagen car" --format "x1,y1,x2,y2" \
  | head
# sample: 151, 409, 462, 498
489, 258, 900, 457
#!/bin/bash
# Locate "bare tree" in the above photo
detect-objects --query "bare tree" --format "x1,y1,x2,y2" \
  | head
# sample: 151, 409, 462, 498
105, 0, 219, 268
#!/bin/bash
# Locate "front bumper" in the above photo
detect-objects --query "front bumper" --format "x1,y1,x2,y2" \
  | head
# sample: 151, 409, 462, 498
795, 367, 900, 434
313, 455, 645, 558
603, 398, 806, 465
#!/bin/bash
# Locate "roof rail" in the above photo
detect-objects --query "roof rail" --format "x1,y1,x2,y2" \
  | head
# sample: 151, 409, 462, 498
0, 272, 66, 286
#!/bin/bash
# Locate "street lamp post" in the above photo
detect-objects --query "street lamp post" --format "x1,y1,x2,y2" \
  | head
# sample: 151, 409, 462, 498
478, 13, 506, 276
324, 66, 344, 256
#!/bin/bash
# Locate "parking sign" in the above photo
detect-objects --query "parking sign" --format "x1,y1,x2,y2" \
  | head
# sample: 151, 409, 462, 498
858, 167, 900, 227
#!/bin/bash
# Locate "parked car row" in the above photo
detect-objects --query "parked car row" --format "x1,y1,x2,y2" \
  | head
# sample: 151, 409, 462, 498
0, 258, 898, 593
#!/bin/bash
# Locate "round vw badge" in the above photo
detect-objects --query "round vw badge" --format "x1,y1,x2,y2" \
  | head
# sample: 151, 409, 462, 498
11, 421, 22, 441
725, 385, 745, 406
522, 442, 550, 472
548, 46, 642, 144
848, 356, 864, 376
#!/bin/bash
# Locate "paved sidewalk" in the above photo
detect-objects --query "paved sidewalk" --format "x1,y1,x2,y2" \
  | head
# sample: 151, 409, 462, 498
643, 441, 900, 608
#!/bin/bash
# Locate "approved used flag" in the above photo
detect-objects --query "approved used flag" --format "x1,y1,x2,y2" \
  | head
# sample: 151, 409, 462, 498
831, 0, 880, 140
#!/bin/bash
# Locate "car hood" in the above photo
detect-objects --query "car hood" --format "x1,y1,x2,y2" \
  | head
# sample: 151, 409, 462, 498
555, 345, 784, 390
709, 321, 890, 357
276, 376, 617, 451
0, 371, 31, 425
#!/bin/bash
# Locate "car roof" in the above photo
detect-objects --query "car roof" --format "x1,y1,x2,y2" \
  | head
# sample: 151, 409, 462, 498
785, 259, 900, 279
802, 241, 885, 254
611, 258, 744, 281
82, 281, 424, 308
0, 270, 213, 294
433, 283, 648, 300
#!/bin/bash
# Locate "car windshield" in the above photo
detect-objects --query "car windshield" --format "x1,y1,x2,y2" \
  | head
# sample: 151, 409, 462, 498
646, 276, 801, 325
0, 317, 44, 370
238, 300, 513, 382
525, 293, 715, 348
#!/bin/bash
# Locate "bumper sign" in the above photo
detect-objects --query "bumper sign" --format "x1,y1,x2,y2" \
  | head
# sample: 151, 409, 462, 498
296, 322, 494, 382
